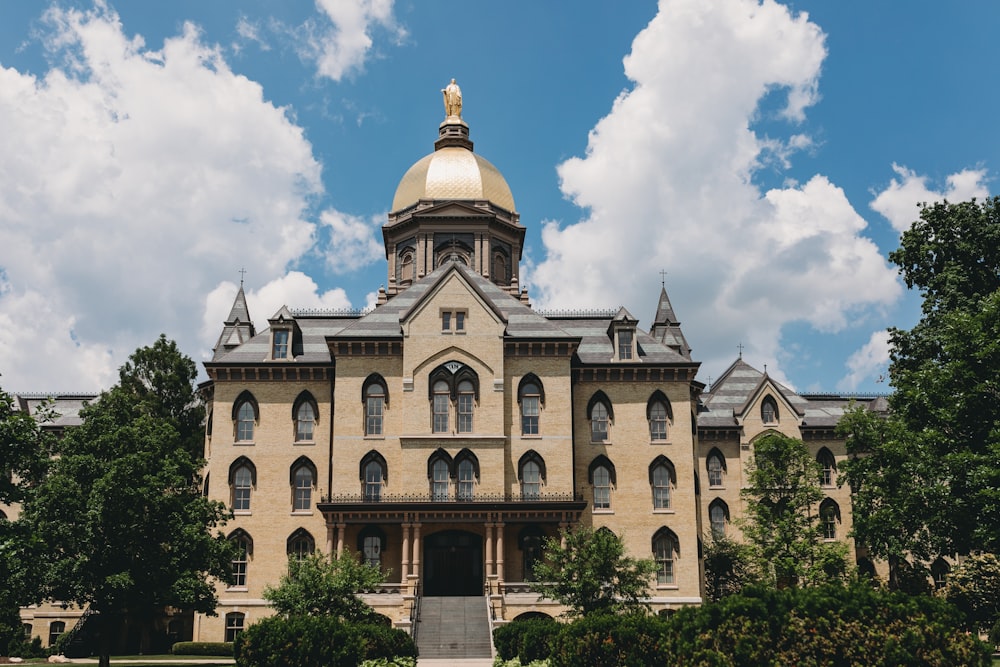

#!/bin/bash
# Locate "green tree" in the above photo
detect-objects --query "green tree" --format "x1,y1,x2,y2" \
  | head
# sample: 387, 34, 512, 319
741, 433, 848, 587
529, 526, 657, 617
702, 535, 758, 602
841, 197, 1000, 559
942, 552, 1000, 633
21, 339, 233, 667
262, 551, 385, 622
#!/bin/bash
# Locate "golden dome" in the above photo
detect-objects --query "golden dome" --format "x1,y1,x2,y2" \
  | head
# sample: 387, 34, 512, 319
391, 145, 516, 213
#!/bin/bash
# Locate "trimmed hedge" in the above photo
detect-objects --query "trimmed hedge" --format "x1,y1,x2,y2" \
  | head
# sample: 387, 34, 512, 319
548, 613, 669, 667
493, 617, 561, 665
171, 641, 235, 656
355, 623, 417, 661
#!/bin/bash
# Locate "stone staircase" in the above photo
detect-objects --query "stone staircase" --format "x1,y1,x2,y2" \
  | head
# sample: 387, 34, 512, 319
415, 596, 492, 659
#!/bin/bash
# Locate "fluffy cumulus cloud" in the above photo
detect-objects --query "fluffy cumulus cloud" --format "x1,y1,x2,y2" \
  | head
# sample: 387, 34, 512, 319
0, 5, 332, 390
295, 0, 404, 82
870, 163, 990, 231
531, 0, 901, 386
839, 329, 890, 391
320, 208, 386, 274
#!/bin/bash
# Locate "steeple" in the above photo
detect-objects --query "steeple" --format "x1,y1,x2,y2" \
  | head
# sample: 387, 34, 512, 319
650, 285, 691, 359
212, 283, 256, 360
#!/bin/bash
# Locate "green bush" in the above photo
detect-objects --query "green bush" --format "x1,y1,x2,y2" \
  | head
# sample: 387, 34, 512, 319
171, 641, 235, 656
234, 615, 362, 667
548, 613, 669, 667
493, 617, 561, 664
360, 658, 417, 667
354, 622, 417, 661
662, 583, 992, 666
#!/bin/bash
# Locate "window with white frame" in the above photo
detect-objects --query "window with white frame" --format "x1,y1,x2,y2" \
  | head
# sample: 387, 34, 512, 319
709, 499, 728, 538
432, 380, 450, 433
653, 529, 679, 585
519, 379, 541, 435
236, 401, 255, 442
224, 613, 245, 642
457, 380, 475, 433
361, 451, 387, 502
295, 401, 315, 442
287, 530, 315, 561
519, 452, 544, 499
591, 401, 609, 442
650, 458, 674, 509
291, 461, 314, 511
272, 329, 289, 359
707, 450, 725, 487
365, 383, 385, 436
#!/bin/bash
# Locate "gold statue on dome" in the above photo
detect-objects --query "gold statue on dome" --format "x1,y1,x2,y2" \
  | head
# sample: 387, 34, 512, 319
441, 78, 462, 119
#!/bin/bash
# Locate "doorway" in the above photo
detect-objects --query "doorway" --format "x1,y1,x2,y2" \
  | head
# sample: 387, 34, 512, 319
423, 530, 483, 596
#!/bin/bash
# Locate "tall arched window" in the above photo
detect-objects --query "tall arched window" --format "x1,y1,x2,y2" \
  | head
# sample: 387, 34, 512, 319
649, 456, 675, 509
360, 451, 387, 502
588, 456, 616, 510
817, 447, 836, 487
652, 528, 679, 585
295, 402, 315, 442
587, 392, 613, 443
236, 402, 255, 441
399, 249, 415, 285
931, 557, 950, 589
761, 396, 778, 424
518, 376, 543, 436
287, 529, 315, 561
493, 252, 508, 284
229, 457, 256, 511
820, 498, 840, 540
432, 380, 450, 433
365, 384, 385, 435
290, 458, 315, 511
709, 499, 729, 538
431, 459, 450, 501
455, 449, 479, 501
706, 449, 726, 487
649, 403, 668, 440
457, 379, 475, 433
229, 530, 252, 587
519, 451, 546, 500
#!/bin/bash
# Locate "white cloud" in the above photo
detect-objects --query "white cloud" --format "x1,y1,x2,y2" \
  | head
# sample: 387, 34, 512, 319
870, 163, 990, 232
320, 208, 385, 274
839, 329, 890, 391
530, 0, 901, 386
295, 0, 405, 81
234, 16, 271, 53
0, 5, 335, 390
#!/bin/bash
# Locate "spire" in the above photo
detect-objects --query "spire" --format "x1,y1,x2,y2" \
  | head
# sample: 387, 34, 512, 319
649, 283, 692, 359
652, 285, 679, 327
212, 281, 256, 359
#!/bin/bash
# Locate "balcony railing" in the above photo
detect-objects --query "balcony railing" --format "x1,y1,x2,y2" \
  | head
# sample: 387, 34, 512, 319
320, 491, 583, 504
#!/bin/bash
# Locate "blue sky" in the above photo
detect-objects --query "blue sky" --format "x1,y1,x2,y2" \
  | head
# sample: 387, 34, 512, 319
0, 0, 996, 395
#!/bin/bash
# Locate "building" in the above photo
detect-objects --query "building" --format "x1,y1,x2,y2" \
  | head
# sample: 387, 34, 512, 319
194, 82, 882, 642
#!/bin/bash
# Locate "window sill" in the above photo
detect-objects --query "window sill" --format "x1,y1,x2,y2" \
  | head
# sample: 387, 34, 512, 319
649, 440, 672, 446
652, 508, 675, 514
233, 510, 252, 516
234, 441, 255, 446
592, 509, 614, 514
655, 584, 679, 591
708, 485, 725, 490
364, 434, 385, 440
291, 511, 314, 516
520, 434, 542, 439
226, 587, 249, 593
591, 440, 611, 445
294, 440, 316, 446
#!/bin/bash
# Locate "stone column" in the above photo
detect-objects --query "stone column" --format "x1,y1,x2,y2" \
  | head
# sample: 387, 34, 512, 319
559, 521, 568, 549
336, 523, 346, 556
495, 522, 505, 583
400, 523, 411, 583
485, 522, 495, 577
411, 522, 422, 589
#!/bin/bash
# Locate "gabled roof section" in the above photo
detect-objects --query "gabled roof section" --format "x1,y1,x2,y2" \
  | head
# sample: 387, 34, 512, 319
212, 285, 256, 360
649, 286, 691, 359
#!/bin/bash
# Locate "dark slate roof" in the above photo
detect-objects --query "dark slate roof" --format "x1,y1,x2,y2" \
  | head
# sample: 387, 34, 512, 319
648, 286, 691, 359
212, 286, 257, 360
15, 393, 95, 428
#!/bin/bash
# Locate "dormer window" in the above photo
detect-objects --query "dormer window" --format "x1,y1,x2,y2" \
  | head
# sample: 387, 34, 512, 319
272, 329, 289, 359
617, 330, 633, 360
607, 308, 639, 361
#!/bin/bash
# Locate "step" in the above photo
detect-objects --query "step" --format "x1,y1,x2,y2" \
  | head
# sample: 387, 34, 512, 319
416, 596, 492, 659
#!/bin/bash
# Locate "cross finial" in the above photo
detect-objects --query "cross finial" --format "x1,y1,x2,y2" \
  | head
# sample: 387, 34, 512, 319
659, 269, 668, 288
238, 267, 247, 287
737, 342, 744, 359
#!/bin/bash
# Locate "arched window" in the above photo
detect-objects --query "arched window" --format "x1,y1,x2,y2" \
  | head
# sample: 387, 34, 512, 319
428, 450, 453, 501
233, 391, 258, 442
290, 457, 316, 511
287, 529, 315, 561
399, 249, 415, 285
364, 378, 387, 436
432, 380, 450, 433
457, 379, 475, 433
709, 499, 729, 538
587, 392, 613, 443
931, 557, 950, 590
360, 451, 387, 502
229, 457, 256, 511
518, 375, 544, 436
648, 394, 671, 441
652, 528, 680, 585
519, 451, 546, 499
48, 621, 65, 647
588, 455, 616, 510
820, 498, 840, 540
649, 456, 675, 509
359, 525, 387, 568
706, 449, 726, 487
228, 529, 252, 587
493, 252, 508, 284
817, 447, 836, 487
224, 612, 245, 642
519, 526, 545, 581
454, 449, 479, 501
290, 389, 318, 442
761, 396, 778, 424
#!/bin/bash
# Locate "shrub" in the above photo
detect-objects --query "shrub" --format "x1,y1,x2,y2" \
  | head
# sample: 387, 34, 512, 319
360, 658, 417, 667
493, 617, 560, 664
354, 622, 417, 661
171, 641, 235, 656
548, 613, 669, 667
234, 615, 362, 667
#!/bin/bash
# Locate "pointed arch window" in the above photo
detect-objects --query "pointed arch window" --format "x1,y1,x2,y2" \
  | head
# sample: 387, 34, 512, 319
761, 396, 778, 424
588, 455, 616, 510
519, 526, 545, 581
398, 248, 415, 286
820, 498, 840, 540
455, 449, 479, 501
817, 447, 836, 487
707, 449, 726, 487
647, 391, 673, 441
358, 525, 387, 568
290, 457, 316, 511
587, 391, 613, 443
428, 449, 453, 501
432, 380, 450, 433
518, 451, 546, 500
287, 529, 315, 561
653, 528, 680, 585
457, 379, 475, 433
518, 375, 544, 436
931, 557, 950, 590
649, 456, 676, 509
360, 451, 387, 502
229, 457, 256, 511
709, 499, 729, 538
363, 377, 387, 436
233, 391, 258, 442
292, 391, 318, 442
228, 529, 253, 587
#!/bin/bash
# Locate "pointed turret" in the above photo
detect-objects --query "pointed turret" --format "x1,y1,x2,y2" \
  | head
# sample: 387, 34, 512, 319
649, 285, 691, 359
213, 285, 256, 360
